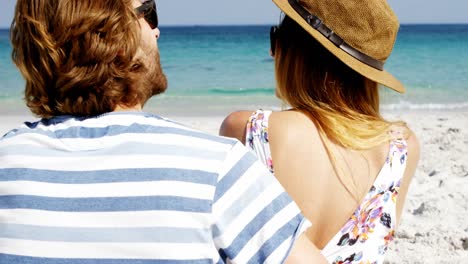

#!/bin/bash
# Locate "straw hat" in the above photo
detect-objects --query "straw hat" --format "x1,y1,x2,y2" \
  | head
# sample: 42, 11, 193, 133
272, 0, 405, 93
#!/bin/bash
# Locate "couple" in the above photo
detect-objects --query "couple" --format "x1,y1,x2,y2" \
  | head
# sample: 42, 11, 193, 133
0, 0, 419, 263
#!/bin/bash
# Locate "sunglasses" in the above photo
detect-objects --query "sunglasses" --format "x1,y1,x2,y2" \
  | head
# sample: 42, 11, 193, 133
135, 0, 158, 29
270, 26, 279, 56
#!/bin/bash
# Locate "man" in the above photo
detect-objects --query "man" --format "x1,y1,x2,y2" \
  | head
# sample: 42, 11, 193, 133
0, 0, 325, 262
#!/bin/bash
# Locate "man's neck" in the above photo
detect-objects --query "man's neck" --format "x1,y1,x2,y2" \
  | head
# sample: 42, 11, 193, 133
113, 104, 142, 112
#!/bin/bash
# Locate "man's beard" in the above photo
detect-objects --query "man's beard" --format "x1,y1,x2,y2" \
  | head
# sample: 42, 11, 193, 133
143, 48, 167, 97
133, 43, 168, 109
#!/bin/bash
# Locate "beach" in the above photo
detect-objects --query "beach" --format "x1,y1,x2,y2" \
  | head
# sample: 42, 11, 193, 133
1, 24, 468, 263
1, 108, 467, 263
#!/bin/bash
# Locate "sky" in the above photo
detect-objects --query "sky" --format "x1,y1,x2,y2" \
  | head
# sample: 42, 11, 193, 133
1, 0, 468, 28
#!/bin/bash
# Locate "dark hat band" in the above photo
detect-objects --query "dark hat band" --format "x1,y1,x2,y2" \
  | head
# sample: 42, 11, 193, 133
289, 0, 384, 71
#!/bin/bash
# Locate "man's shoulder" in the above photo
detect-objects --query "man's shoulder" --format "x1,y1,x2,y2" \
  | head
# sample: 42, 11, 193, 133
136, 113, 240, 147
1, 113, 242, 160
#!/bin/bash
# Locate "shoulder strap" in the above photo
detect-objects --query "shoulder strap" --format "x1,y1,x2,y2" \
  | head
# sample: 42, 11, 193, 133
245, 109, 274, 172
246, 110, 272, 140
386, 137, 408, 185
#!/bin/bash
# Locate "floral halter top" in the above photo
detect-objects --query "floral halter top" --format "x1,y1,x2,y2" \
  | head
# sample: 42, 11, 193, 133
245, 110, 408, 264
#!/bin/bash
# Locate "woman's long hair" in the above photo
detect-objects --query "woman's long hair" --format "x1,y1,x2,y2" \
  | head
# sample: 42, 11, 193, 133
274, 16, 407, 150
11, 0, 150, 118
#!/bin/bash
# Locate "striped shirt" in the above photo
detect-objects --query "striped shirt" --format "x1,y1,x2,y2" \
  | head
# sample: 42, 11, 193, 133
0, 112, 310, 263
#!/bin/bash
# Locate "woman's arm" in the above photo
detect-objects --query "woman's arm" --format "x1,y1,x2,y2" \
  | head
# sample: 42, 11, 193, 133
219, 110, 253, 144
395, 129, 420, 226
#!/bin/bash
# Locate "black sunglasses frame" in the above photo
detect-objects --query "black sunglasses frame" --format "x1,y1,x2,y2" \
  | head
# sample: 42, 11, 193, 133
270, 26, 279, 56
135, 0, 158, 29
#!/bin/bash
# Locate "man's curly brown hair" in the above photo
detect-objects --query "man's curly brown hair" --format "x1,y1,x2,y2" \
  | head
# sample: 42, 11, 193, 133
11, 0, 153, 118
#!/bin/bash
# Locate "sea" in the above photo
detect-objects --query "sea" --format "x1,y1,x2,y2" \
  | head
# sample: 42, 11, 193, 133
1, 24, 467, 116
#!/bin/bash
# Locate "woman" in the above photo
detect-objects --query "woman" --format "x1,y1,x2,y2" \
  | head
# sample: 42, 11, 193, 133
220, 0, 419, 263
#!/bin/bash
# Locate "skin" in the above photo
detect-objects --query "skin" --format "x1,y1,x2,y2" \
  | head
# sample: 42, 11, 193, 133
114, 0, 162, 112
120, 1, 327, 262
219, 107, 419, 250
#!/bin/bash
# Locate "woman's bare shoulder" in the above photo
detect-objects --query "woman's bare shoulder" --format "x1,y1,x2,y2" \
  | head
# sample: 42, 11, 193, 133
268, 110, 329, 174
268, 110, 322, 147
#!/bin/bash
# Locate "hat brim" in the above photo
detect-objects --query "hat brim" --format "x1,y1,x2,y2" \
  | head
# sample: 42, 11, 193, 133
272, 0, 405, 93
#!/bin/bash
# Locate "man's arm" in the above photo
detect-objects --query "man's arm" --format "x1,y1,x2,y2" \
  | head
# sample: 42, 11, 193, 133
212, 142, 328, 263
285, 233, 327, 263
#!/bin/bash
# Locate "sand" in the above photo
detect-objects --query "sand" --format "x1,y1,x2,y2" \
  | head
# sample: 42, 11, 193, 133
383, 111, 468, 264
1, 110, 467, 263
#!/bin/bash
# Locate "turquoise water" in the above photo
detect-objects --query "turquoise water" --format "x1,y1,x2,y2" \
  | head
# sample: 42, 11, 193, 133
1, 24, 468, 114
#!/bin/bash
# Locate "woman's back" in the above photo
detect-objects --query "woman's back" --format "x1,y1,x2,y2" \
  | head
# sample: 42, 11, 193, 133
220, 109, 419, 262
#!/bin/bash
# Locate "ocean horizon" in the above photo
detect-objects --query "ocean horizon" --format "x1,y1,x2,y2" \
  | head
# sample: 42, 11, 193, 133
1, 24, 467, 115
2, 22, 468, 29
